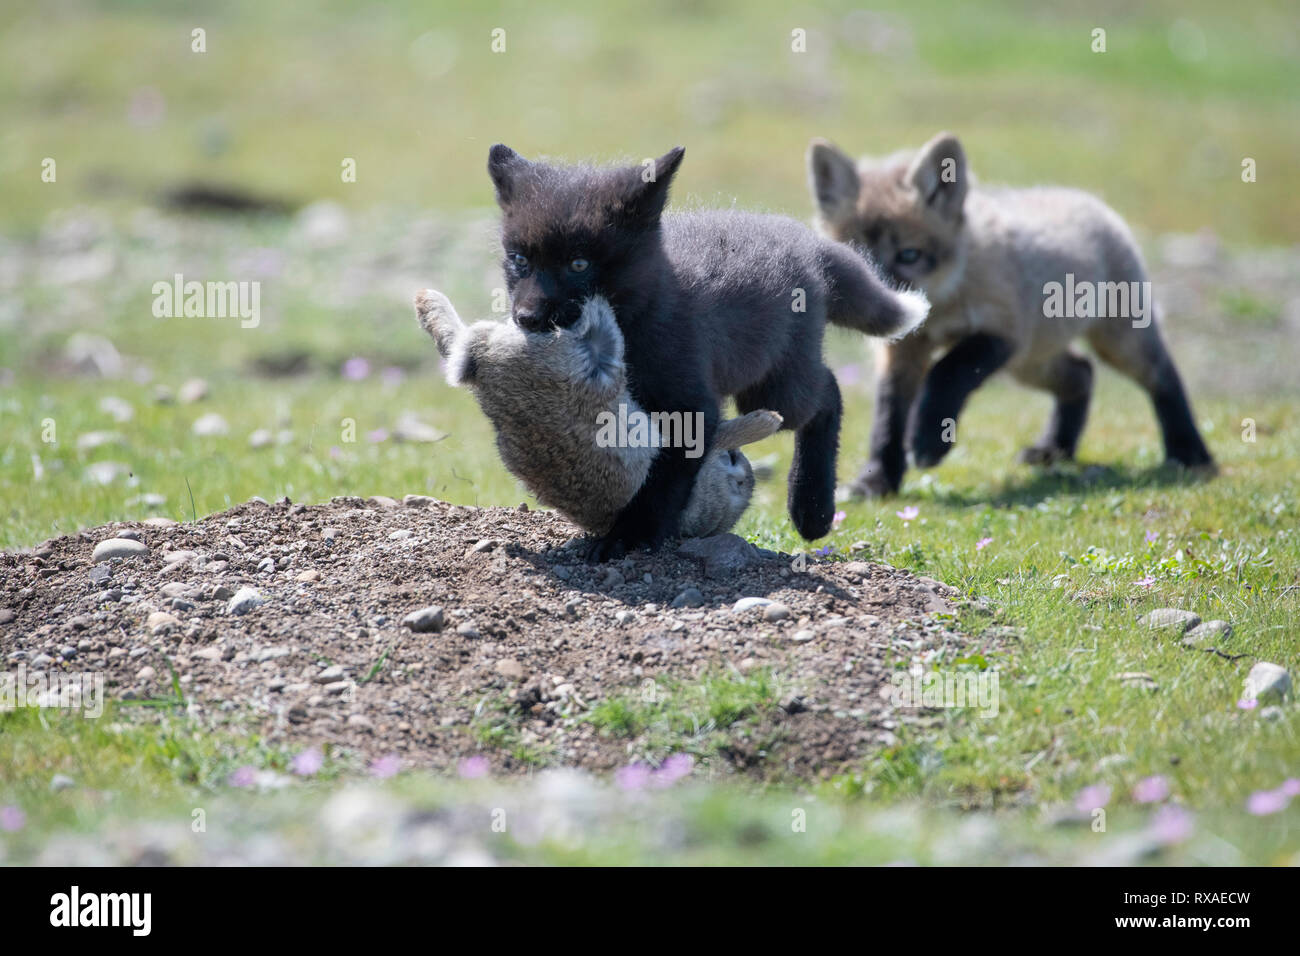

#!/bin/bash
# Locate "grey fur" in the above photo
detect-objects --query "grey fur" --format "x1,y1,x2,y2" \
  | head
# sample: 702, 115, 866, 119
414, 289, 782, 537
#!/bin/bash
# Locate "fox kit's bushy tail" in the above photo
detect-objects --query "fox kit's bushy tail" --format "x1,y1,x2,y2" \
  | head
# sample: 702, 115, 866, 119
821, 241, 929, 340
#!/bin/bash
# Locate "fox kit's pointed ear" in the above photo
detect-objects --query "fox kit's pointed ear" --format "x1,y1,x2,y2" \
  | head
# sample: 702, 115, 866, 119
807, 139, 860, 229
621, 146, 685, 226
487, 144, 530, 205
906, 132, 967, 220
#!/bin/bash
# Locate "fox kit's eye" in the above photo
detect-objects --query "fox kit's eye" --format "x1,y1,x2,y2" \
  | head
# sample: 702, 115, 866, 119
895, 248, 923, 266
509, 252, 530, 275
569, 257, 589, 273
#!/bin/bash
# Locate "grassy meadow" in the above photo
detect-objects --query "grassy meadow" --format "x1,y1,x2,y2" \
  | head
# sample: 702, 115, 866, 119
1, 0, 1298, 864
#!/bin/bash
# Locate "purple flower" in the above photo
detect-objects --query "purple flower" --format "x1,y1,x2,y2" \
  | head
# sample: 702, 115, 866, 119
1132, 775, 1170, 804
341, 357, 370, 381
0, 806, 25, 832
380, 366, 406, 387
228, 765, 257, 788
1246, 788, 1289, 816
896, 506, 919, 523
1237, 698, 1258, 710
290, 747, 324, 777
1280, 778, 1300, 797
1144, 530, 1159, 545
652, 753, 695, 787
615, 762, 653, 791
976, 537, 993, 551
1134, 576, 1156, 589
1148, 805, 1194, 845
835, 363, 862, 387
458, 755, 489, 779
369, 754, 401, 779
1074, 783, 1111, 814
329, 445, 342, 459
815, 544, 835, 557
832, 510, 847, 530
366, 428, 389, 443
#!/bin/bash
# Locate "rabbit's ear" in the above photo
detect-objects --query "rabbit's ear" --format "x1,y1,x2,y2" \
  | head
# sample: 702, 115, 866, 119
714, 410, 784, 450
414, 289, 466, 359
571, 296, 625, 393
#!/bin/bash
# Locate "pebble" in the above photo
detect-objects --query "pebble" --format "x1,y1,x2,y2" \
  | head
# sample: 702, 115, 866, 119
162, 550, 197, 565
347, 714, 373, 729
296, 569, 322, 583
147, 611, 180, 634
678, 534, 760, 578
91, 538, 148, 563
227, 587, 265, 615
315, 666, 345, 683
160, 582, 197, 599
601, 568, 624, 589
1182, 620, 1232, 647
192, 413, 229, 437
388, 529, 414, 540
495, 659, 524, 681
1243, 662, 1292, 702
136, 665, 156, 682
671, 587, 704, 609
31, 653, 54, 667
763, 603, 791, 622
732, 597, 773, 613
456, 622, 481, 639
178, 378, 209, 403
790, 629, 816, 642
402, 606, 446, 633
1142, 608, 1200, 634
0, 609, 14, 625
615, 610, 632, 625
193, 648, 222, 662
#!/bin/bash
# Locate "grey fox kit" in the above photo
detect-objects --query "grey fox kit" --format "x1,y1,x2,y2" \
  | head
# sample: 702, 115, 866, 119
808, 131, 1213, 496
415, 289, 782, 538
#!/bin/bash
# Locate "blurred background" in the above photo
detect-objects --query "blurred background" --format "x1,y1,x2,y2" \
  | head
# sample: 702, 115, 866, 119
2, 0, 1299, 546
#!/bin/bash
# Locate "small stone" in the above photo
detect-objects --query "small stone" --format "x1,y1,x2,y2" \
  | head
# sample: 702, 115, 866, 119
732, 596, 773, 613
31, 653, 53, 667
471, 538, 500, 553
671, 587, 705, 609
50, 774, 75, 792
324, 681, 350, 696
403, 606, 446, 633
210, 585, 235, 601
496, 659, 524, 681
227, 587, 265, 615
88, 564, 112, 586
136, 665, 156, 682
147, 611, 180, 634
601, 568, 625, 589
92, 537, 148, 563
178, 378, 209, 403
1115, 672, 1158, 691
296, 569, 322, 583
347, 713, 373, 729
368, 495, 400, 509
615, 610, 632, 625
790, 629, 815, 643
1143, 608, 1201, 634
0, 609, 14, 625
402, 494, 437, 508
388, 529, 414, 540
763, 603, 791, 622
678, 534, 760, 579
162, 550, 197, 565
1243, 662, 1292, 702
160, 582, 197, 599
192, 413, 229, 437
193, 647, 222, 662
315, 666, 345, 683
456, 622, 481, 639
1182, 620, 1232, 647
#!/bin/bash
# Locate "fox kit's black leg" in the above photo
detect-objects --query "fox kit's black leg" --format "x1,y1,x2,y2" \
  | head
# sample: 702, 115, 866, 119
1085, 321, 1213, 468
1012, 351, 1094, 465
786, 367, 843, 539
907, 333, 1015, 468
852, 336, 929, 497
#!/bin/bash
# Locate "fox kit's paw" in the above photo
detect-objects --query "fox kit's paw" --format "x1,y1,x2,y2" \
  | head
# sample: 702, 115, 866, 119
1017, 444, 1073, 467
848, 461, 900, 499
413, 289, 464, 359
908, 428, 955, 470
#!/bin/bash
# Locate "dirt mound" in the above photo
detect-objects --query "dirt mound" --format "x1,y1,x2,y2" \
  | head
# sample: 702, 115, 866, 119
1, 496, 998, 780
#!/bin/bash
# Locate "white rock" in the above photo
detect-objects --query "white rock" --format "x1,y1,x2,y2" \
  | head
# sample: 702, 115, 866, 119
403, 606, 446, 633
92, 538, 148, 563
1243, 662, 1292, 702
227, 587, 265, 615
732, 597, 773, 613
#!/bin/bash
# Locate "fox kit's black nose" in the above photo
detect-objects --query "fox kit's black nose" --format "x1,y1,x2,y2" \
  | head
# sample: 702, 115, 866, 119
513, 308, 549, 333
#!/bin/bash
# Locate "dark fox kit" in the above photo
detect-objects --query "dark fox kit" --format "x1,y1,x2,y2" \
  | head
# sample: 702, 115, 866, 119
487, 144, 928, 559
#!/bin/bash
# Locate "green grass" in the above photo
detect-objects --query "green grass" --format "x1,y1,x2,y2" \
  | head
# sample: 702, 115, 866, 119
3, 0, 1298, 863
